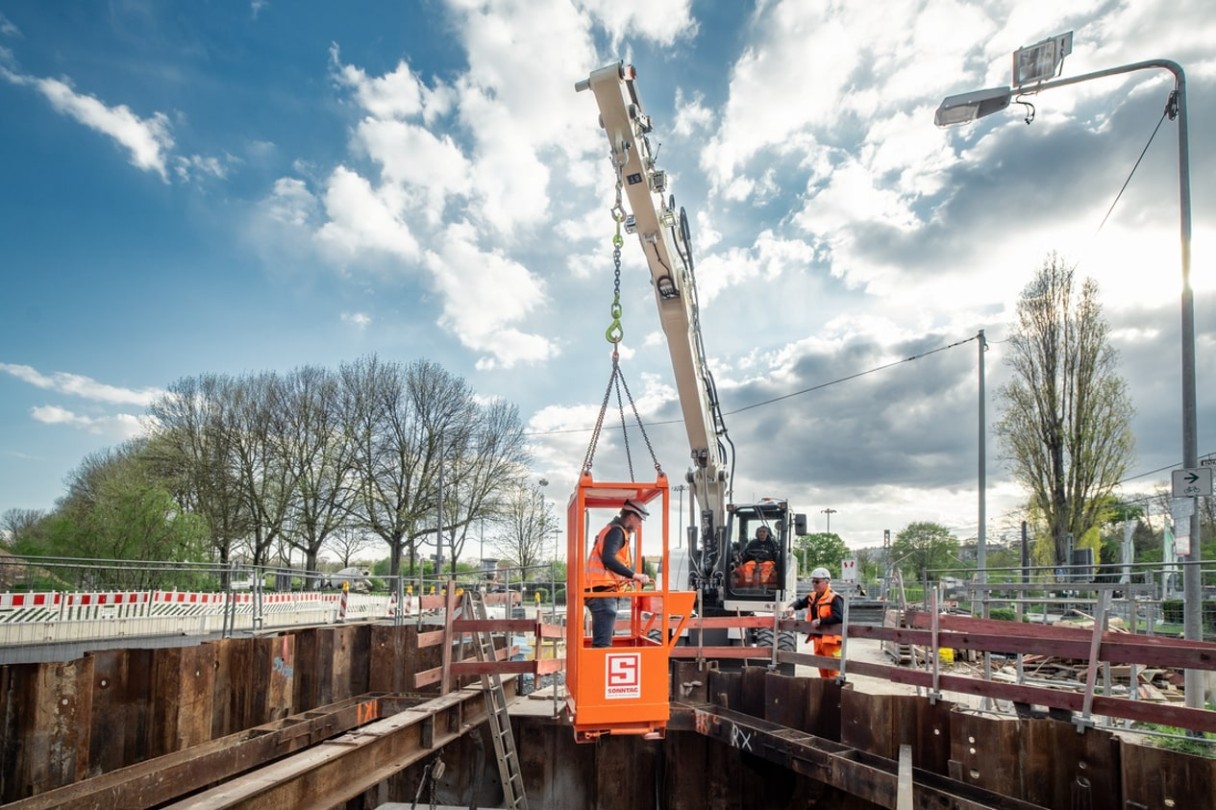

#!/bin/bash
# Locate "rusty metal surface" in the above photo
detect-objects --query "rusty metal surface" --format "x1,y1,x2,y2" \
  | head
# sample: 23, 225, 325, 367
160, 680, 515, 809
948, 710, 1123, 809
4, 696, 386, 809
671, 702, 1050, 809
783, 648, 1216, 734
1119, 734, 1216, 808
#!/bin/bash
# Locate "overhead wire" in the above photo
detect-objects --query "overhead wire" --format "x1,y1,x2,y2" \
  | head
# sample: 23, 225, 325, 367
523, 332, 983, 436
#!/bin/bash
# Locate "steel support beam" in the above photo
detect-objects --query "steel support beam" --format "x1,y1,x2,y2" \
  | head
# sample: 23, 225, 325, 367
163, 682, 514, 808
670, 702, 1050, 810
5, 696, 388, 809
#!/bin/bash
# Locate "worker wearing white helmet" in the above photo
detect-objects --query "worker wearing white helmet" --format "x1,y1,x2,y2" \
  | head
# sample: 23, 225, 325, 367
586, 498, 652, 647
788, 566, 844, 677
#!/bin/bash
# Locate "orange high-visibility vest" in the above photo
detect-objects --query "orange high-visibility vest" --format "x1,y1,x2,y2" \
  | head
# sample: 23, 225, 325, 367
586, 520, 634, 590
809, 586, 842, 645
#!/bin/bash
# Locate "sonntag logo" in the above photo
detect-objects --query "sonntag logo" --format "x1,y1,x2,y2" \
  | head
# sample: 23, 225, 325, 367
605, 652, 641, 699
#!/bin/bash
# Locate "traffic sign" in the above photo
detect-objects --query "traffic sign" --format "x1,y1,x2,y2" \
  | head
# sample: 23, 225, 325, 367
841, 558, 857, 582
1172, 468, 1213, 498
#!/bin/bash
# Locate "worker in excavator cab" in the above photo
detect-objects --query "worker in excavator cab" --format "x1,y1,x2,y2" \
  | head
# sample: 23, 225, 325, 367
787, 566, 844, 677
739, 526, 778, 586
586, 498, 651, 647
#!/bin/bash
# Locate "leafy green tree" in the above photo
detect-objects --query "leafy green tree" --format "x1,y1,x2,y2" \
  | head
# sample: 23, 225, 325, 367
994, 254, 1136, 565
795, 532, 848, 578
890, 522, 961, 582
28, 442, 209, 588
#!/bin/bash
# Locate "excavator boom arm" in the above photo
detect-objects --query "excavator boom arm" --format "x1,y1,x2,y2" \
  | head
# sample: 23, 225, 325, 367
578, 63, 730, 549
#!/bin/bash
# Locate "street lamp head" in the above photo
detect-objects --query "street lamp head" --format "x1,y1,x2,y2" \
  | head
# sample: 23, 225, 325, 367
935, 86, 1013, 127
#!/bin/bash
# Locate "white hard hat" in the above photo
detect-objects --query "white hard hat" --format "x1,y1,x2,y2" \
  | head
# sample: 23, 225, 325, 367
810, 567, 831, 580
620, 498, 650, 520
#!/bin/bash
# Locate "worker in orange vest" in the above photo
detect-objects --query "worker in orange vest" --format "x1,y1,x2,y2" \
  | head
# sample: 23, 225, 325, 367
739, 526, 778, 585
586, 499, 651, 647
788, 566, 844, 677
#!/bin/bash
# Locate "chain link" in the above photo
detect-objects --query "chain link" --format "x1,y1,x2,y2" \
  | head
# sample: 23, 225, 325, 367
582, 176, 663, 478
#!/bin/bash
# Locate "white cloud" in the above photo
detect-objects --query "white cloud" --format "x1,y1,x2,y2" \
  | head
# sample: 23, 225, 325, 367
342, 311, 372, 330
424, 221, 555, 369
577, 0, 697, 51
264, 177, 319, 227
0, 364, 164, 406
353, 117, 471, 226
173, 153, 231, 182
673, 87, 713, 137
29, 406, 146, 438
0, 12, 20, 38
315, 166, 421, 262
26, 75, 174, 180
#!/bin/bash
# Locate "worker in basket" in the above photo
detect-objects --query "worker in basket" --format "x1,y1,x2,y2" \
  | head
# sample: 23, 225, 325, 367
738, 526, 778, 586
787, 567, 843, 677
586, 498, 651, 648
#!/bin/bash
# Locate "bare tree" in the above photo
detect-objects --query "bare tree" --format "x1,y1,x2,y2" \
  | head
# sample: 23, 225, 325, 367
492, 482, 553, 575
228, 373, 299, 566
1, 508, 47, 548
148, 374, 253, 565
342, 357, 527, 577
343, 356, 431, 577
994, 254, 1136, 565
276, 366, 358, 571
324, 525, 378, 568
438, 399, 530, 574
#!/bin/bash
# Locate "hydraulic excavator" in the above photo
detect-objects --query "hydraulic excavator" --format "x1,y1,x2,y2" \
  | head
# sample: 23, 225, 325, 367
563, 63, 807, 742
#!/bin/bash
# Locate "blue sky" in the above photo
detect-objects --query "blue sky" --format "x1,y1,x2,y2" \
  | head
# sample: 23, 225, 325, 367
1, 0, 1213, 555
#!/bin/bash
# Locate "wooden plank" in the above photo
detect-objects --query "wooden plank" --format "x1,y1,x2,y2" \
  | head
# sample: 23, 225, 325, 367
415, 628, 446, 648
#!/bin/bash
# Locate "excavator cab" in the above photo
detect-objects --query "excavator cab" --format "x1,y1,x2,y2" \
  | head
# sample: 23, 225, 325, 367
721, 501, 797, 611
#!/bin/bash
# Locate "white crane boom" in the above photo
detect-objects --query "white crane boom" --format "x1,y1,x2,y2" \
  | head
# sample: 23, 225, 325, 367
577, 62, 730, 547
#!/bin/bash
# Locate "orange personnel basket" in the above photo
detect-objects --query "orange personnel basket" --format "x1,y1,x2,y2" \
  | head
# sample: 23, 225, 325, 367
565, 472, 696, 743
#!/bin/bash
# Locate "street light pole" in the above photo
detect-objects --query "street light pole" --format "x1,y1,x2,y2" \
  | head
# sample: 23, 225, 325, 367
937, 53, 1200, 707
978, 329, 987, 584
673, 484, 687, 548
821, 508, 837, 534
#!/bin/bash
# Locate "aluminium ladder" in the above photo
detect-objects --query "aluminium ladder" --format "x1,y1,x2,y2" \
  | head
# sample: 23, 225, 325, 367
464, 590, 528, 810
